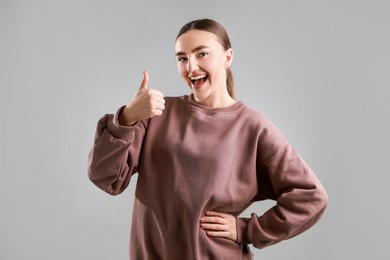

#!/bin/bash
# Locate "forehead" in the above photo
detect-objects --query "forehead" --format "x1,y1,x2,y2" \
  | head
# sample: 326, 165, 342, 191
175, 30, 221, 52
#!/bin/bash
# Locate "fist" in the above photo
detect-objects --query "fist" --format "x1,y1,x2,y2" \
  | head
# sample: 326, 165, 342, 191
119, 71, 165, 125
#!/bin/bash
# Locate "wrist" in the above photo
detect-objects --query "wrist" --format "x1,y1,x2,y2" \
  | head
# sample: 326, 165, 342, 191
118, 106, 137, 126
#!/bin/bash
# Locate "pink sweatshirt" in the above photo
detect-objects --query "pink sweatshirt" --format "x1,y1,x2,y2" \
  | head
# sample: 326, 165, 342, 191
87, 95, 328, 259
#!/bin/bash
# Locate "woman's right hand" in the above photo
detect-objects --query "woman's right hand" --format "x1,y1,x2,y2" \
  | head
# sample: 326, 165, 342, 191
119, 71, 165, 126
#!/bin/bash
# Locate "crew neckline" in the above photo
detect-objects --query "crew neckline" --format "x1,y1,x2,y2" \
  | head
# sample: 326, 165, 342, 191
181, 94, 245, 114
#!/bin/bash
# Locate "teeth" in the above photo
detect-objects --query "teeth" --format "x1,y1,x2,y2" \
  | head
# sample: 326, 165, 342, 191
190, 75, 207, 80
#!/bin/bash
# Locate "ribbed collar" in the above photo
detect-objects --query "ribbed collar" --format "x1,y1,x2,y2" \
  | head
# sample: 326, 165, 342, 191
181, 94, 245, 115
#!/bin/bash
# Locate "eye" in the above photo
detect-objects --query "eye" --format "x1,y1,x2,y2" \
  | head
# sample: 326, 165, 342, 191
177, 56, 187, 63
199, 51, 209, 58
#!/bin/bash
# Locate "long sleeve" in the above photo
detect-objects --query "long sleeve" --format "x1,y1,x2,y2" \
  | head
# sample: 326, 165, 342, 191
236, 119, 329, 249
87, 107, 147, 195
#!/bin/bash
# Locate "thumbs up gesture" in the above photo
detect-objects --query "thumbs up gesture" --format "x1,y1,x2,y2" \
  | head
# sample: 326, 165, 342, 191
119, 71, 165, 126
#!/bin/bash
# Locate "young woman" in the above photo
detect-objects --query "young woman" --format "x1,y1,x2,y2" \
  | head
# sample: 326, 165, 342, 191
88, 18, 328, 259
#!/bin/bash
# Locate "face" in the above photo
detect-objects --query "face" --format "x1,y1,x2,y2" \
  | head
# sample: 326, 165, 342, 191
175, 30, 233, 105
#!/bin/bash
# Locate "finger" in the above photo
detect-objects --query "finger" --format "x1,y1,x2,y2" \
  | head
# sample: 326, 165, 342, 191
148, 94, 165, 109
200, 216, 225, 224
205, 231, 231, 239
148, 88, 165, 98
139, 70, 149, 90
200, 223, 226, 231
152, 108, 164, 116
154, 102, 165, 111
205, 211, 226, 217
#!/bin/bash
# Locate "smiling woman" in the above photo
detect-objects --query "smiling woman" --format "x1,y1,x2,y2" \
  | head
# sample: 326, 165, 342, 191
175, 29, 235, 108
175, 19, 236, 106
87, 18, 328, 260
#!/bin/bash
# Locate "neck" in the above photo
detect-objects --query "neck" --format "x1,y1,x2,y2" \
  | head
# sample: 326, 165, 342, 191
192, 91, 236, 108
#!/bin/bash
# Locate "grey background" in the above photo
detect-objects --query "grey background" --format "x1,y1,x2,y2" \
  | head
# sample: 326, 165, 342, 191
1, 0, 389, 259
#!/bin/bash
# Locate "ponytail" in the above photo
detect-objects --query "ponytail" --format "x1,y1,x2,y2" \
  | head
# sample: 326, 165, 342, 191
226, 68, 235, 100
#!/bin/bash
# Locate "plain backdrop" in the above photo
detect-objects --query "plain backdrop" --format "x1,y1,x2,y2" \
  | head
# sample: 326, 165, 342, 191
1, 0, 389, 259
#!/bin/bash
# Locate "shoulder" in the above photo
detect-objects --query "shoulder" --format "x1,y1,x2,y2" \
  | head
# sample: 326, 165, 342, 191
238, 102, 275, 129
239, 102, 289, 149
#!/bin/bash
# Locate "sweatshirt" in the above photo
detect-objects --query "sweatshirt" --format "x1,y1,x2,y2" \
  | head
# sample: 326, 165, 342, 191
87, 95, 328, 259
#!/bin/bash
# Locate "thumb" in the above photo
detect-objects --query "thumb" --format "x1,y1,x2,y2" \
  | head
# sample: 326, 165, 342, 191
139, 70, 149, 90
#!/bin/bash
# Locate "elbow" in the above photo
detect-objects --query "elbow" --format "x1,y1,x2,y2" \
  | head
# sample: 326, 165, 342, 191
88, 175, 123, 196
310, 184, 329, 220
317, 184, 329, 211
87, 164, 123, 196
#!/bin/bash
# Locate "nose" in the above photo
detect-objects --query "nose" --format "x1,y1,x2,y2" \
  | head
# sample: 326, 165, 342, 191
187, 57, 199, 72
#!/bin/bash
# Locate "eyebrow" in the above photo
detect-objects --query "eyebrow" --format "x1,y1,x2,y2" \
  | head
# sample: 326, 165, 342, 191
175, 45, 210, 56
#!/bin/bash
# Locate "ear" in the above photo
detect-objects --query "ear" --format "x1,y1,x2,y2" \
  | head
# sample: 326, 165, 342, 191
224, 48, 234, 69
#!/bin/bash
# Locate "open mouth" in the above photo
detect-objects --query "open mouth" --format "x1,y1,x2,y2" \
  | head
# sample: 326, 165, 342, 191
190, 74, 208, 88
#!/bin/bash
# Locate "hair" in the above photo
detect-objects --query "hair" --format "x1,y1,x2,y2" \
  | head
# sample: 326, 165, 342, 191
176, 19, 235, 100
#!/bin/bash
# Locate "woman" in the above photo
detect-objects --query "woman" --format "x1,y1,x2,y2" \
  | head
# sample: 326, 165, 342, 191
88, 18, 328, 259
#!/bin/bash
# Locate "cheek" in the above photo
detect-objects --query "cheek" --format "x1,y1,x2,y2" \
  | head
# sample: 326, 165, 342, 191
202, 57, 222, 72
203, 59, 224, 79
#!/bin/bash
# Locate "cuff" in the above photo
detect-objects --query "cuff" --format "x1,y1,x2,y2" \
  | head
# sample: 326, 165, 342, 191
106, 106, 140, 141
236, 217, 251, 244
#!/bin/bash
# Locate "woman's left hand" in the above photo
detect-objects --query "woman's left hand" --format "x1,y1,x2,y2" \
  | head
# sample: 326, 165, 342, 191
200, 211, 238, 242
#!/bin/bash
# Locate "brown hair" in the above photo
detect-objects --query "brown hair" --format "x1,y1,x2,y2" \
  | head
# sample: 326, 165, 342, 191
176, 19, 235, 100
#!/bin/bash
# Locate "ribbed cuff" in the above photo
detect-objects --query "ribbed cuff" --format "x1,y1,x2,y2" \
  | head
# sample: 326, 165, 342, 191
236, 217, 251, 244
106, 106, 139, 141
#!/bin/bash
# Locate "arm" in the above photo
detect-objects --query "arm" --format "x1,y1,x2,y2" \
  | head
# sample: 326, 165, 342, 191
87, 71, 165, 195
87, 110, 147, 195
236, 144, 329, 248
